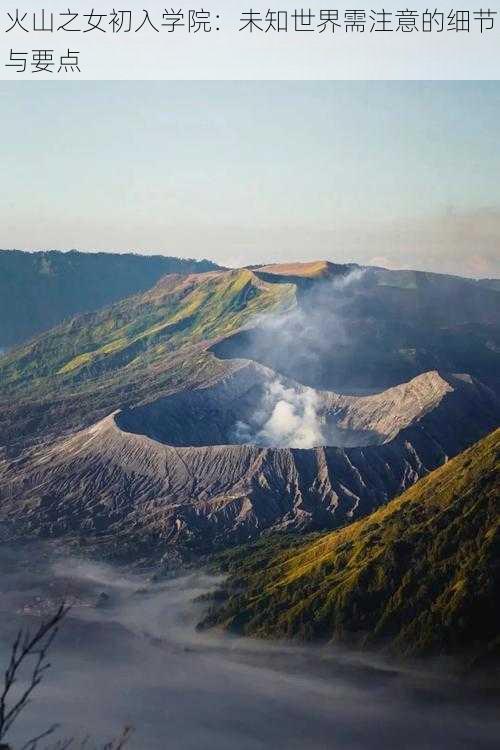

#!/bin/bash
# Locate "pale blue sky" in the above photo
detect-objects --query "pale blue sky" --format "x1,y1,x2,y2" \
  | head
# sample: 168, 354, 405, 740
1, 82, 499, 276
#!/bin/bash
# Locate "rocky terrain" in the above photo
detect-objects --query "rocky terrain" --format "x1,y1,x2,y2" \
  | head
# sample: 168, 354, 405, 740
0, 364, 498, 557
202, 428, 500, 666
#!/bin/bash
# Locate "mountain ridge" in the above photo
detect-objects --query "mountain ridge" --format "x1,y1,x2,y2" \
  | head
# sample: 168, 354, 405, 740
1, 260, 498, 453
0, 258, 498, 564
201, 429, 500, 666
0, 248, 221, 350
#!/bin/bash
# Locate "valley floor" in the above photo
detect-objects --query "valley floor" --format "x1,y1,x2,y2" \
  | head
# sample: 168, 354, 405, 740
1, 542, 499, 750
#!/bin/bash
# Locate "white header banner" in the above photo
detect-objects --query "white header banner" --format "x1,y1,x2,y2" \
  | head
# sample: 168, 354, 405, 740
0, 2, 498, 79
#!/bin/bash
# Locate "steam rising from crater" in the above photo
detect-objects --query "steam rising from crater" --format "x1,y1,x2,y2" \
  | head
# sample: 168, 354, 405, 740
233, 380, 325, 449
214, 266, 372, 394
228, 267, 369, 449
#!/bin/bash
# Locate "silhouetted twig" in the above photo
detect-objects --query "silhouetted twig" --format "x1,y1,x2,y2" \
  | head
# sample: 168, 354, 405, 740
0, 603, 69, 746
0, 604, 132, 750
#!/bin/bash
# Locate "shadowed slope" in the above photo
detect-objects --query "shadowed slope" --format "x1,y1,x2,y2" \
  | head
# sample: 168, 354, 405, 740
215, 264, 500, 392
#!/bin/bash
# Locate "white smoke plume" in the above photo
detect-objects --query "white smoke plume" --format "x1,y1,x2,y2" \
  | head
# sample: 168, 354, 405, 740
230, 268, 370, 448
233, 380, 325, 449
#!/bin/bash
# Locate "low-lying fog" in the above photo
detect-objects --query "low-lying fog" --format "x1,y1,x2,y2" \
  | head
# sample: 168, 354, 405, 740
0, 542, 498, 750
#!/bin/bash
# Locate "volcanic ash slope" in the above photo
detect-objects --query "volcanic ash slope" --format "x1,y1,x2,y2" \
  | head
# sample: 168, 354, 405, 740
0, 365, 498, 554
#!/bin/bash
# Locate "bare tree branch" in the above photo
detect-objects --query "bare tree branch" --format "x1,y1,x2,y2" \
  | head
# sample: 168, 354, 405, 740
19, 724, 59, 750
101, 727, 133, 750
0, 602, 69, 745
0, 603, 132, 750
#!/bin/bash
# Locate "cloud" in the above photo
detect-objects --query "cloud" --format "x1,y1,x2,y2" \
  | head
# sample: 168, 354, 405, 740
195, 211, 500, 279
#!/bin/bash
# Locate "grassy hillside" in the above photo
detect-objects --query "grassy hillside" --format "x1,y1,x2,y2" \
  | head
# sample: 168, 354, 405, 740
0, 269, 295, 446
203, 429, 500, 663
0, 249, 219, 349
0, 269, 294, 388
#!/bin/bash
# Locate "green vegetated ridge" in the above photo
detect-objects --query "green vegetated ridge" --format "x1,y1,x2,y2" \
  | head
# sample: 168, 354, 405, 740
0, 268, 296, 445
0, 269, 294, 388
0, 249, 219, 349
203, 429, 500, 663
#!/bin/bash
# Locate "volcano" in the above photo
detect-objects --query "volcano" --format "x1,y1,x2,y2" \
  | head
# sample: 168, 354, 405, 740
0, 260, 498, 558
1, 364, 498, 556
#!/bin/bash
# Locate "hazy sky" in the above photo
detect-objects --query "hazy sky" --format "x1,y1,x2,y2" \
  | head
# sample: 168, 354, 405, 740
1, 81, 499, 277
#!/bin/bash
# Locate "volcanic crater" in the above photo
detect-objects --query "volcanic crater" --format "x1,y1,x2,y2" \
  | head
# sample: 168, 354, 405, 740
114, 362, 453, 450
0, 362, 498, 552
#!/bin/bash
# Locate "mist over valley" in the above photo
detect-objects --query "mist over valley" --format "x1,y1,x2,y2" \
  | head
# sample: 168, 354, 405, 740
1, 542, 499, 750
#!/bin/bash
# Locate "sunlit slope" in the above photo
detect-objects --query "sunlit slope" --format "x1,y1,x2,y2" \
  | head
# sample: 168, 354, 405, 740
255, 260, 348, 282
207, 429, 500, 660
258, 260, 333, 277
0, 269, 295, 389
0, 249, 219, 349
